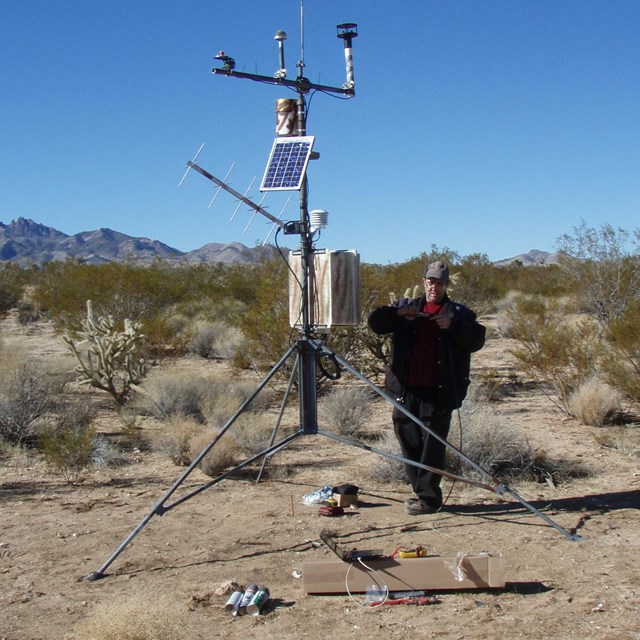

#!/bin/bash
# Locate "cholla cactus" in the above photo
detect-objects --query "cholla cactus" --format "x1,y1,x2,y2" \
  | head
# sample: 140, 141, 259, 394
389, 285, 422, 304
64, 300, 148, 414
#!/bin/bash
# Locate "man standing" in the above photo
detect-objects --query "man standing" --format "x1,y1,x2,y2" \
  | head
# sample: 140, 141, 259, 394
368, 261, 486, 514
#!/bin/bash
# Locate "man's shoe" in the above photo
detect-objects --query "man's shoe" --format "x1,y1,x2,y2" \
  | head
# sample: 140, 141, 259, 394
405, 498, 440, 515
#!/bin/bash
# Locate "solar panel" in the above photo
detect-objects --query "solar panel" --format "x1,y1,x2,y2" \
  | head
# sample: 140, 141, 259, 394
260, 136, 315, 191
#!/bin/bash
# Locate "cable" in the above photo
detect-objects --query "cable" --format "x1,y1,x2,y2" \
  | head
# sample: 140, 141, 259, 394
344, 558, 389, 607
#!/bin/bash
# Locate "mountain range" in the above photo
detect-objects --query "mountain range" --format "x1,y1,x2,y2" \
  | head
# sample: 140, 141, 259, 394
0, 218, 281, 266
0, 217, 559, 266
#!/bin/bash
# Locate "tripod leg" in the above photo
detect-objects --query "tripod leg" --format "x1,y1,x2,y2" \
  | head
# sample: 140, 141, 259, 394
314, 340, 583, 542
84, 342, 300, 581
256, 353, 299, 482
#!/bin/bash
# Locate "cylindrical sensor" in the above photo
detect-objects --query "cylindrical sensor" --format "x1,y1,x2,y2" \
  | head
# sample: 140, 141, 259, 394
276, 99, 297, 136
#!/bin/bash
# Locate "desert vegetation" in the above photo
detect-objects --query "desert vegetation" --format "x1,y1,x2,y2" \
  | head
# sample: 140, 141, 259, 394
2, 221, 640, 640
1, 221, 639, 486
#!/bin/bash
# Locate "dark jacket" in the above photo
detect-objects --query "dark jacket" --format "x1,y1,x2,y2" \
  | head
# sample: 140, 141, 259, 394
368, 294, 486, 410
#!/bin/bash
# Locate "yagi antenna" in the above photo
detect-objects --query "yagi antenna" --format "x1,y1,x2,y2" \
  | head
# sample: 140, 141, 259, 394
186, 160, 287, 230
243, 192, 269, 235
229, 176, 256, 222
178, 143, 205, 187
208, 162, 235, 208
264, 196, 292, 244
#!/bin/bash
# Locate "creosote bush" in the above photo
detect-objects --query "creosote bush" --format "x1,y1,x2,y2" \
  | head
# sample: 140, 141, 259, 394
40, 417, 96, 482
505, 295, 602, 413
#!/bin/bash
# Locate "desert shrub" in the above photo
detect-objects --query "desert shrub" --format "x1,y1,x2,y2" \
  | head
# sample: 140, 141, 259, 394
568, 378, 624, 427
0, 357, 62, 447
318, 385, 374, 437
139, 369, 274, 432
153, 414, 204, 465
138, 370, 208, 421
229, 412, 278, 456
602, 299, 640, 403
451, 396, 588, 484
200, 377, 275, 427
188, 320, 245, 360
74, 592, 196, 640
556, 220, 640, 324
16, 301, 40, 324
233, 255, 290, 373
363, 430, 407, 484
0, 263, 26, 315
505, 295, 603, 413
40, 413, 96, 482
189, 428, 240, 477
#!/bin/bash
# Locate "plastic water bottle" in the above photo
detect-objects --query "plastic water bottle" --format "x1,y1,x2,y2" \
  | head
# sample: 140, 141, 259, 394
364, 584, 384, 605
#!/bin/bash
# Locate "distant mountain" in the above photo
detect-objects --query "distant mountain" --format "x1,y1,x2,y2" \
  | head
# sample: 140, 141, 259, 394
0, 218, 280, 266
493, 249, 561, 266
1, 217, 557, 268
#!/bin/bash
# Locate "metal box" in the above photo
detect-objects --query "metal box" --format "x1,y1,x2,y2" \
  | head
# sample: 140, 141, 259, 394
288, 249, 360, 329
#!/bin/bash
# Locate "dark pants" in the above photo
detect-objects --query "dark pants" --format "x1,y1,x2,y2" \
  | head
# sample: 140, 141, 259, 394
392, 388, 452, 508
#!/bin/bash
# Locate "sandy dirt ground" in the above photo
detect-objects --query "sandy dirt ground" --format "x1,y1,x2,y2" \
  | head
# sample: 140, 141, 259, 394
1, 313, 639, 640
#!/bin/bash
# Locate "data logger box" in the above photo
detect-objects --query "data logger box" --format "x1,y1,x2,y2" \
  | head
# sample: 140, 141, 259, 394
288, 249, 360, 330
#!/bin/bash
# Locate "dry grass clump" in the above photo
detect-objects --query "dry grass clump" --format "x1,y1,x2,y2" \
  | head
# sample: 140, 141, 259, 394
137, 370, 207, 421
453, 396, 588, 484
139, 369, 275, 427
200, 378, 274, 427
188, 320, 246, 360
152, 414, 205, 465
230, 412, 279, 455
188, 427, 240, 477
74, 592, 198, 640
318, 385, 374, 438
568, 377, 624, 426
363, 430, 407, 484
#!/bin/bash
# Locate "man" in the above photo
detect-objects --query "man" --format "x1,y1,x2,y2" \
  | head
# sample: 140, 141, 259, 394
368, 260, 486, 514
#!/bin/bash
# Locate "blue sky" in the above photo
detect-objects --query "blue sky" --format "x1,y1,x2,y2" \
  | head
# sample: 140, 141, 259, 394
2, 1, 639, 265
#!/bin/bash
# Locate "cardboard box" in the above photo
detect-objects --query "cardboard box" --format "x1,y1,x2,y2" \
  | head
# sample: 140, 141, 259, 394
303, 553, 505, 594
331, 493, 358, 507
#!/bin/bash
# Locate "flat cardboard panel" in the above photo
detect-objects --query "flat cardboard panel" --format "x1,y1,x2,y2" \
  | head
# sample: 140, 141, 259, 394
303, 553, 505, 594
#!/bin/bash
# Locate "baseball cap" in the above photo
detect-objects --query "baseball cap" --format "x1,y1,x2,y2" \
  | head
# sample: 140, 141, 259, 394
424, 260, 449, 281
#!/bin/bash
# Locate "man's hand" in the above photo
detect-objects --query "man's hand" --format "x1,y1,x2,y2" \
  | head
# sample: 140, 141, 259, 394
432, 315, 452, 330
396, 304, 421, 320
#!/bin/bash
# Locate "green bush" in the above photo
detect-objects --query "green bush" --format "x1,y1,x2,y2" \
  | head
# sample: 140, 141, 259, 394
556, 220, 640, 324
505, 295, 603, 413
40, 417, 96, 481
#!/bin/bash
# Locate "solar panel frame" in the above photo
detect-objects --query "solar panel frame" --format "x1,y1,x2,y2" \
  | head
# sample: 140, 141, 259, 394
260, 136, 315, 191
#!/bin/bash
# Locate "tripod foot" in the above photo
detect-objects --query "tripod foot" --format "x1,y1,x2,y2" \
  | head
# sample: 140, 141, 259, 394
83, 571, 106, 582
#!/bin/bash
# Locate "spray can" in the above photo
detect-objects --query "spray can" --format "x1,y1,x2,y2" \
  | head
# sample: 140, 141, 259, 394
236, 583, 258, 616
224, 589, 244, 614
246, 587, 270, 616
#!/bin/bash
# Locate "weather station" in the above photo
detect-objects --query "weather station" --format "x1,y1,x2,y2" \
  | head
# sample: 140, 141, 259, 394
84, 2, 581, 584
